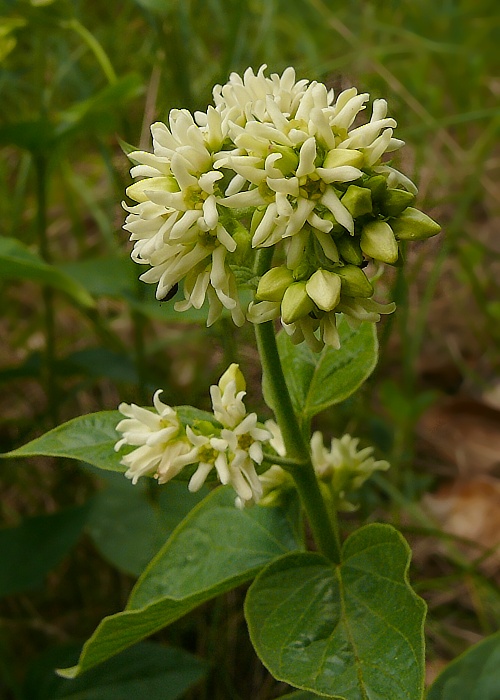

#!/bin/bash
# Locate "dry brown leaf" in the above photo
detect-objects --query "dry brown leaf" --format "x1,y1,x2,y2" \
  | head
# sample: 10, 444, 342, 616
417, 397, 500, 475
423, 476, 500, 573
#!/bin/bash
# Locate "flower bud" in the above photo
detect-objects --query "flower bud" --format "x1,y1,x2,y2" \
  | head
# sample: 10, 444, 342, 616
335, 265, 373, 298
391, 207, 441, 240
360, 221, 399, 264
256, 267, 294, 302
364, 175, 387, 202
229, 220, 252, 265
381, 189, 416, 217
271, 145, 300, 175
341, 185, 373, 218
281, 282, 314, 324
323, 148, 364, 169
336, 234, 364, 266
292, 250, 313, 281
218, 363, 246, 395
126, 176, 178, 203
306, 270, 341, 312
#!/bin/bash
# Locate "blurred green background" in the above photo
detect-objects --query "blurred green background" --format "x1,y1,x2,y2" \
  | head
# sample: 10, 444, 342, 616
1, 0, 499, 698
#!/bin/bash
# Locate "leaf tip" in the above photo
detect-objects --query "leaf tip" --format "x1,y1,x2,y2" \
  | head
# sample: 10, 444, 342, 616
56, 664, 80, 679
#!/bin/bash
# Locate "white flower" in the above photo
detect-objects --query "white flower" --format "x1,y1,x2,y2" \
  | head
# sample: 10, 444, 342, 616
213, 65, 309, 127
264, 419, 286, 457
206, 365, 272, 505
115, 391, 194, 485
123, 109, 246, 324
209, 368, 247, 429
184, 407, 271, 507
184, 426, 229, 492
311, 431, 389, 509
219, 413, 272, 506
211, 67, 412, 253
172, 245, 245, 327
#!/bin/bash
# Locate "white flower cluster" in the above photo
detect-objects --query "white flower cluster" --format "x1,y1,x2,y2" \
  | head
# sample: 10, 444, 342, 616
310, 431, 389, 510
253, 422, 389, 510
115, 364, 271, 506
125, 66, 440, 349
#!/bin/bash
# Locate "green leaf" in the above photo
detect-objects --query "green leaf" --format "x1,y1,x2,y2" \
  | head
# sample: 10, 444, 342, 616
0, 237, 95, 308
427, 631, 500, 700
264, 317, 377, 424
0, 506, 89, 599
60, 486, 302, 678
56, 74, 144, 138
2, 412, 125, 472
245, 523, 426, 700
23, 641, 207, 700
87, 474, 207, 577
57, 257, 137, 298
1, 407, 220, 477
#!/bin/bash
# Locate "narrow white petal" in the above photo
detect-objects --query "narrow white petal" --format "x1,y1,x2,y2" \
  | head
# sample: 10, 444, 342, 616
320, 187, 354, 233
296, 137, 317, 177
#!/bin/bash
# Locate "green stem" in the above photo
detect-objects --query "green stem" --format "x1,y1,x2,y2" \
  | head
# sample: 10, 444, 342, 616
62, 19, 117, 84
253, 248, 341, 563
132, 279, 148, 405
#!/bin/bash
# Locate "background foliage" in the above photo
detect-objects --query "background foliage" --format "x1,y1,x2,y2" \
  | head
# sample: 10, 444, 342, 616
1, 0, 499, 697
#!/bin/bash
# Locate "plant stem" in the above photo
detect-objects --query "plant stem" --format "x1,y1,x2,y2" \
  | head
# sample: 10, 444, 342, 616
253, 248, 341, 563
63, 19, 117, 84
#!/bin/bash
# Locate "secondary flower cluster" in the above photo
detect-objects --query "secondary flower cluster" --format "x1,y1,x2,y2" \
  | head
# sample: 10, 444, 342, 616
114, 364, 271, 506
257, 421, 389, 510
124, 65, 440, 350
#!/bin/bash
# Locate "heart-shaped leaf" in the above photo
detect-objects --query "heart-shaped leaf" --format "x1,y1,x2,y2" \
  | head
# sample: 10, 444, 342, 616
245, 523, 426, 699
59, 486, 302, 678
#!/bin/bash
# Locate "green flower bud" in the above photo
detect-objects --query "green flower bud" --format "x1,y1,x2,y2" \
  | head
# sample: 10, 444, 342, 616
270, 145, 300, 175
391, 207, 441, 241
306, 269, 341, 312
126, 176, 179, 203
336, 234, 364, 266
193, 420, 220, 437
360, 221, 399, 264
218, 363, 246, 394
256, 267, 294, 302
341, 185, 373, 218
381, 189, 416, 217
335, 265, 373, 298
229, 220, 252, 266
281, 282, 314, 324
291, 251, 313, 281
364, 175, 388, 202
323, 148, 364, 169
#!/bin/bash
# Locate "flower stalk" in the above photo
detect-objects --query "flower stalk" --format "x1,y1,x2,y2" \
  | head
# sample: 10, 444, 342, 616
254, 317, 341, 563
253, 248, 341, 563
